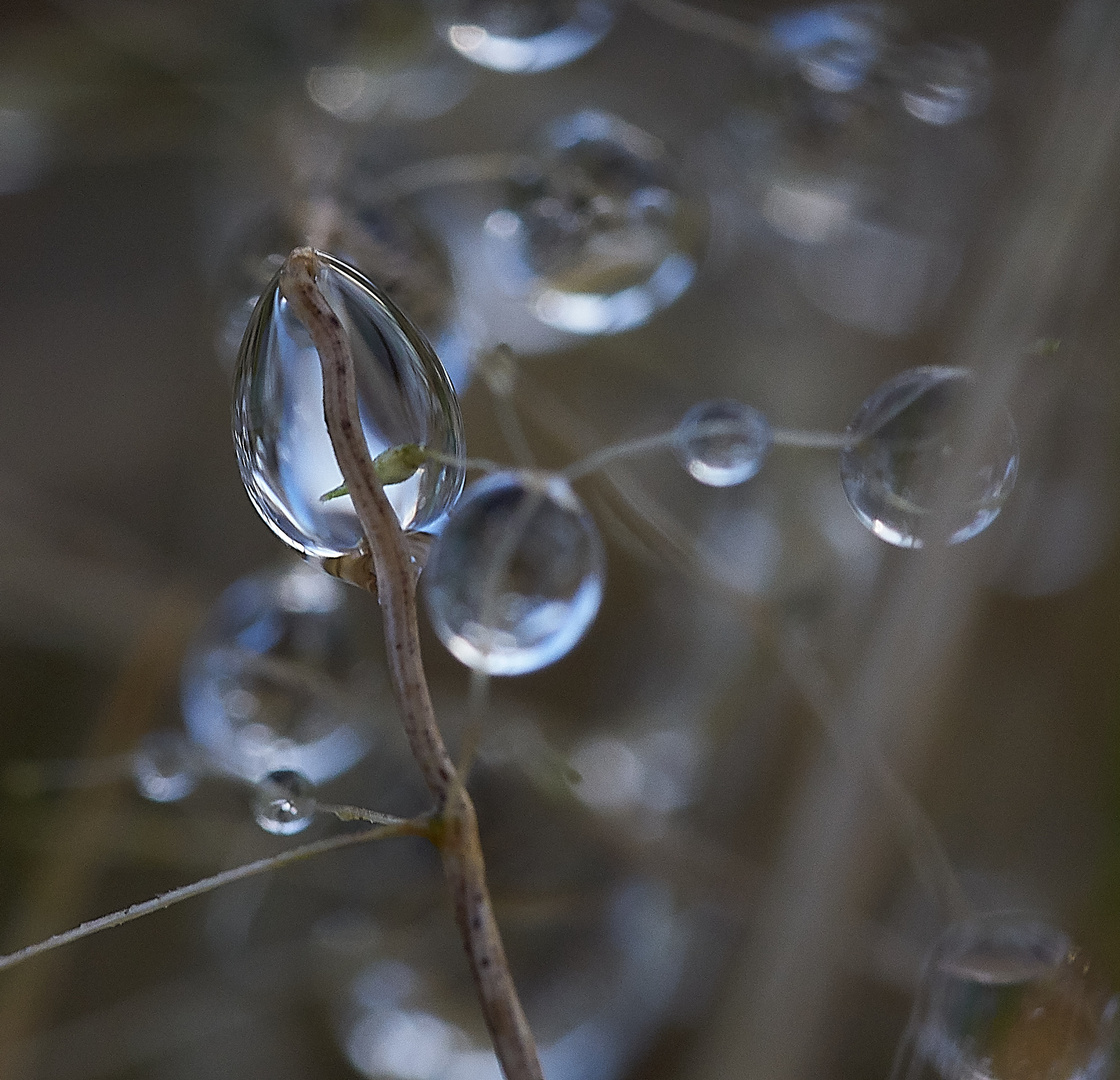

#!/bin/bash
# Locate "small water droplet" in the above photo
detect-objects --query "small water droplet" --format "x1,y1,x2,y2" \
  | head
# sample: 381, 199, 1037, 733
431, 0, 616, 73
131, 731, 197, 803
839, 366, 1018, 548
487, 110, 704, 335
234, 251, 465, 559
675, 400, 772, 487
423, 472, 605, 675
181, 562, 374, 784
896, 914, 1117, 1080
895, 38, 990, 126
252, 769, 317, 835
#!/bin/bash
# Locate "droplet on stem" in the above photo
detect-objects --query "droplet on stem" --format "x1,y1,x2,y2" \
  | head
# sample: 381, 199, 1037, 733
252, 769, 317, 835
895, 38, 990, 127
234, 251, 465, 559
423, 471, 605, 675
894, 913, 1118, 1080
675, 399, 773, 487
839, 366, 1018, 548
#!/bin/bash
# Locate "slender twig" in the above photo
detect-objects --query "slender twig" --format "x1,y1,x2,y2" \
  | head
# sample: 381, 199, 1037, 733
279, 249, 544, 1080
0, 821, 422, 973
628, 0, 767, 52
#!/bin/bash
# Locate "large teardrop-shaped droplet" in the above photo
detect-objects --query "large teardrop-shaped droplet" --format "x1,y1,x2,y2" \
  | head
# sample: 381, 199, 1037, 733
422, 471, 605, 675
181, 562, 374, 785
234, 251, 465, 560
893, 914, 1118, 1080
429, 0, 616, 73
840, 366, 1018, 548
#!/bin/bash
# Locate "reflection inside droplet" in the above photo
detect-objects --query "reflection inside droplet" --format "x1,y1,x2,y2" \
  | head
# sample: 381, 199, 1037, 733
483, 110, 704, 335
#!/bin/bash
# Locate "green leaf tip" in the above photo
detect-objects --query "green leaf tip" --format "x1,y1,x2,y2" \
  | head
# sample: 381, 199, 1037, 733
319, 444, 430, 502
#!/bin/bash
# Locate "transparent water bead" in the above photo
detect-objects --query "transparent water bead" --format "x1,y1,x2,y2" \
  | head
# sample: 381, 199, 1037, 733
895, 39, 990, 126
486, 110, 704, 335
131, 731, 198, 803
675, 400, 773, 487
840, 366, 1018, 548
234, 251, 465, 559
252, 769, 317, 836
423, 471, 605, 675
429, 0, 616, 73
181, 562, 373, 785
896, 913, 1118, 1080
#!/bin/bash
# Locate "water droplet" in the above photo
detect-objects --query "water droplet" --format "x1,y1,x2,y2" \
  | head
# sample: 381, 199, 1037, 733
896, 38, 990, 126
486, 110, 704, 335
423, 472, 605, 675
839, 366, 1018, 548
234, 251, 465, 558
431, 0, 616, 73
131, 731, 198, 803
675, 400, 773, 487
896, 914, 1118, 1080
181, 562, 374, 784
252, 769, 317, 835
771, 5, 897, 93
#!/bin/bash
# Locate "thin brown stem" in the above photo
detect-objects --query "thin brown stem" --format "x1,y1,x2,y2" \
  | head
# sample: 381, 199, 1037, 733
279, 248, 544, 1080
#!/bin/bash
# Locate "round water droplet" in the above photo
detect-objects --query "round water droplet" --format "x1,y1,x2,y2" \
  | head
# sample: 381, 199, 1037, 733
429, 0, 616, 73
897, 914, 1118, 1080
253, 769, 317, 835
486, 110, 704, 335
423, 471, 605, 675
895, 38, 990, 126
840, 366, 1018, 548
234, 250, 465, 559
771, 5, 897, 94
181, 562, 374, 785
675, 400, 773, 487
132, 731, 198, 803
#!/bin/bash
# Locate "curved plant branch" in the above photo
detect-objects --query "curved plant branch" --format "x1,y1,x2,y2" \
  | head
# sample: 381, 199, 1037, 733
279, 248, 544, 1080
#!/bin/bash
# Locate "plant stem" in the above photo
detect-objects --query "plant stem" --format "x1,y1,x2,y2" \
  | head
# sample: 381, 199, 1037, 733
279, 248, 544, 1080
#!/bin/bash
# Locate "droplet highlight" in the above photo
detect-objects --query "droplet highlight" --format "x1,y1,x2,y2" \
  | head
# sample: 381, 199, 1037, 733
840, 366, 1018, 548
675, 400, 773, 487
252, 769, 317, 835
234, 251, 465, 559
423, 471, 605, 675
181, 562, 374, 785
431, 0, 616, 73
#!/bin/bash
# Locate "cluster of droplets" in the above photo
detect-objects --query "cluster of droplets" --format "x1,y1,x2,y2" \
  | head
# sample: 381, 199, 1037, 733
771, 6, 991, 127
232, 249, 1021, 687
896, 913, 1118, 1080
